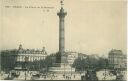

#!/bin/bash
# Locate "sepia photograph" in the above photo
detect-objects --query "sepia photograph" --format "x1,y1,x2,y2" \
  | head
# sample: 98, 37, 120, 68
0, 0, 127, 80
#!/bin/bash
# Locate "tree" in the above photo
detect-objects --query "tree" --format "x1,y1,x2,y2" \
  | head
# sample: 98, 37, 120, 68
97, 58, 109, 70
72, 55, 103, 71
1, 50, 18, 72
44, 53, 56, 67
72, 58, 86, 71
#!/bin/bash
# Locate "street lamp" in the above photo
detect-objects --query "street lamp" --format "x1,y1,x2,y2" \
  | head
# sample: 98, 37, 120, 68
24, 56, 29, 80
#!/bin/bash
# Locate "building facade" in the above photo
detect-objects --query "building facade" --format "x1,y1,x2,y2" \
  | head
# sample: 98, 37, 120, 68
66, 52, 78, 65
1, 45, 48, 71
108, 49, 127, 69
17, 45, 47, 62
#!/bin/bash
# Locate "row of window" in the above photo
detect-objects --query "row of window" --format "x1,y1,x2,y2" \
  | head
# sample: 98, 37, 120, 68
17, 56, 46, 62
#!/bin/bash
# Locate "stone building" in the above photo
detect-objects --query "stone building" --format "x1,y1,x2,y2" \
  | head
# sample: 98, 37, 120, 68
108, 49, 127, 69
17, 44, 47, 62
1, 44, 48, 71
66, 52, 78, 65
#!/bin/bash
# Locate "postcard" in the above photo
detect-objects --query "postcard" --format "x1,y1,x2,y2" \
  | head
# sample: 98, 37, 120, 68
0, 0, 127, 80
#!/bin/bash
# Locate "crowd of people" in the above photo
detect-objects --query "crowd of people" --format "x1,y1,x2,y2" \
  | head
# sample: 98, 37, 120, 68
0, 69, 127, 80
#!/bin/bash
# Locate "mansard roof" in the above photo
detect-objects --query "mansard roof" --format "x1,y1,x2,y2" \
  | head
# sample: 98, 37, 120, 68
109, 49, 123, 55
1, 48, 47, 55
18, 49, 47, 54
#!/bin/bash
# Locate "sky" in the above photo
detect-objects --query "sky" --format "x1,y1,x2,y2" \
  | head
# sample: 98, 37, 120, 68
1, 0, 127, 56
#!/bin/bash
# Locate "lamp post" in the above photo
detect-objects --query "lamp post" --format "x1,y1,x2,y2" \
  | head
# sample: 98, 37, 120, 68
24, 56, 28, 80
103, 59, 108, 80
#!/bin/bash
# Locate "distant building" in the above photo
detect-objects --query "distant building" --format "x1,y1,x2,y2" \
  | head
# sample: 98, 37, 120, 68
17, 44, 47, 62
108, 49, 127, 69
51, 51, 88, 66
1, 44, 48, 71
66, 52, 78, 65
65, 52, 88, 65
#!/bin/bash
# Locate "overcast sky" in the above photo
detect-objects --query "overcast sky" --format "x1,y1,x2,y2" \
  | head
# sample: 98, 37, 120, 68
1, 0, 127, 56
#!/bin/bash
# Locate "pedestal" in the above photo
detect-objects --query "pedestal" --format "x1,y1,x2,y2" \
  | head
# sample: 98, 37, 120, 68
49, 63, 75, 73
